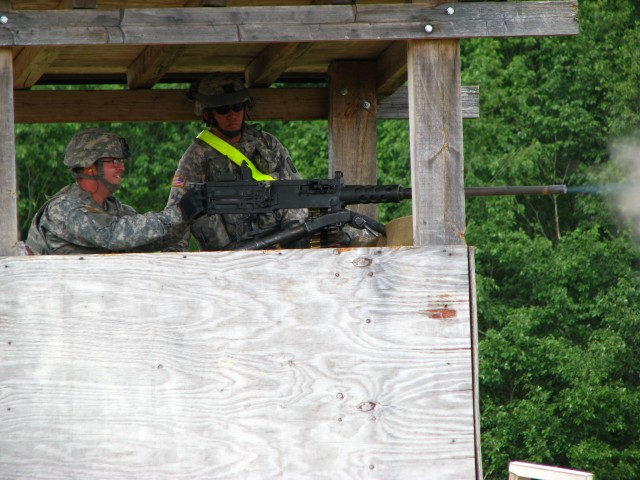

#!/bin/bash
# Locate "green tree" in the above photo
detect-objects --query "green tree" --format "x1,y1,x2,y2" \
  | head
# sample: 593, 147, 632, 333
460, 0, 640, 478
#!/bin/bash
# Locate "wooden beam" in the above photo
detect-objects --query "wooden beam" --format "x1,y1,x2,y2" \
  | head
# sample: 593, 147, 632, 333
328, 61, 378, 219
380, 85, 480, 119
118, 0, 241, 78
122, 0, 206, 90
408, 39, 466, 246
376, 41, 407, 97
12, 46, 59, 89
126, 45, 187, 90
0, 2, 579, 46
13, 86, 479, 123
13, 88, 325, 123
0, 47, 18, 255
245, 42, 313, 87
184, 0, 227, 5
56, 0, 97, 8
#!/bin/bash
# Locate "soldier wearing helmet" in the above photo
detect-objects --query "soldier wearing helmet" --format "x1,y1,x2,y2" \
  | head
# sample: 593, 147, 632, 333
165, 75, 308, 250
25, 128, 206, 255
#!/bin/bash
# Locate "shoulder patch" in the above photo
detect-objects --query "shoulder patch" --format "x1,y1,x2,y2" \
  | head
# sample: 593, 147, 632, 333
172, 175, 187, 188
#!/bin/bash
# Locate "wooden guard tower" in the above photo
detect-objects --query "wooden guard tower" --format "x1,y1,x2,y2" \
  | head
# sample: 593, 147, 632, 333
0, 2, 578, 478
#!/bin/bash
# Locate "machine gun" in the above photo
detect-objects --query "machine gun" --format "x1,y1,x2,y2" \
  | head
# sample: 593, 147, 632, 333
190, 168, 566, 250
190, 170, 409, 250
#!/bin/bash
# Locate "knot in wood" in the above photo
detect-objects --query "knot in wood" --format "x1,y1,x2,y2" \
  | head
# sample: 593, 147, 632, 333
356, 401, 377, 412
352, 257, 373, 268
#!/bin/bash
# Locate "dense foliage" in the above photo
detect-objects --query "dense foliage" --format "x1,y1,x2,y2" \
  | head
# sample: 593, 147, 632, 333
461, 0, 640, 478
14, 0, 640, 478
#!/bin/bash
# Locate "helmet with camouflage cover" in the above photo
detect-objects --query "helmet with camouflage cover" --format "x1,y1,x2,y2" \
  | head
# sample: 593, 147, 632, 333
64, 128, 130, 169
189, 75, 252, 116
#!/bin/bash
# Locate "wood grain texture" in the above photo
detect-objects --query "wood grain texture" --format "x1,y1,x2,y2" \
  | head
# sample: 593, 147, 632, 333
12, 46, 59, 88
245, 42, 314, 87
0, 2, 579, 46
408, 39, 466, 245
0, 247, 476, 479
126, 45, 188, 89
328, 61, 378, 218
0, 47, 18, 256
13, 86, 479, 123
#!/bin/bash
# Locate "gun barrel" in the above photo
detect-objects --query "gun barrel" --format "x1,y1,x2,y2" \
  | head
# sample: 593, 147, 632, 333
339, 185, 412, 206
464, 185, 567, 196
339, 184, 566, 204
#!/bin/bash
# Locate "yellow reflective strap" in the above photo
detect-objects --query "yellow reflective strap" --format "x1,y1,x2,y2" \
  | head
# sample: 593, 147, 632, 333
196, 130, 275, 181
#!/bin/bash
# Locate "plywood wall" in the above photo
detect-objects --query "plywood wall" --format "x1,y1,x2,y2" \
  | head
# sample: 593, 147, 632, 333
0, 246, 477, 479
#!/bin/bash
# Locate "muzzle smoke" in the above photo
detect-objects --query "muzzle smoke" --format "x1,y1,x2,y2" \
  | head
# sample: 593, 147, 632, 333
564, 138, 640, 239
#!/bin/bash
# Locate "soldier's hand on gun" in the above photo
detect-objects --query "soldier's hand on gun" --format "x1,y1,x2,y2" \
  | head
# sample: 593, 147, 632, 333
177, 188, 206, 222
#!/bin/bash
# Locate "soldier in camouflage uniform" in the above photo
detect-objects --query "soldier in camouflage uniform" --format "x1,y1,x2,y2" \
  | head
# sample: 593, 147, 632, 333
165, 75, 308, 251
25, 128, 206, 255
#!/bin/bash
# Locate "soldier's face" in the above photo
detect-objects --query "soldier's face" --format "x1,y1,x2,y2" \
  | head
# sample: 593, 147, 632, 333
100, 158, 126, 186
213, 106, 244, 135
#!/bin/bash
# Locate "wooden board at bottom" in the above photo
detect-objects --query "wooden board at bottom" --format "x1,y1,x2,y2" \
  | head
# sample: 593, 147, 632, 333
0, 246, 476, 479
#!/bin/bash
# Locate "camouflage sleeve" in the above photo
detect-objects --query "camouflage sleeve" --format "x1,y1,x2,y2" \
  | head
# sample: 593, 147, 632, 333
260, 131, 303, 181
166, 141, 209, 207
47, 197, 187, 252
260, 131, 308, 226
164, 141, 209, 251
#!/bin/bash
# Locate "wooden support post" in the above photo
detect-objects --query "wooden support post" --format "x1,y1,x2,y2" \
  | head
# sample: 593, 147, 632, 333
0, 47, 19, 256
408, 39, 466, 246
328, 61, 378, 219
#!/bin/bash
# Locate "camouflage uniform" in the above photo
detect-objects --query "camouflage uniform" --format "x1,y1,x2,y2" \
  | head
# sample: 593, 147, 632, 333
166, 123, 307, 250
26, 183, 187, 255
25, 128, 190, 255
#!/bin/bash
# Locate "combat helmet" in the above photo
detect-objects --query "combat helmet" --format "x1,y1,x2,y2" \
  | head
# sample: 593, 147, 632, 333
188, 75, 252, 116
64, 128, 130, 170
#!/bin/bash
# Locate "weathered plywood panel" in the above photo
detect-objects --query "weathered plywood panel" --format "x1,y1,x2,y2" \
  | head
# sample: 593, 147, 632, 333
0, 247, 475, 479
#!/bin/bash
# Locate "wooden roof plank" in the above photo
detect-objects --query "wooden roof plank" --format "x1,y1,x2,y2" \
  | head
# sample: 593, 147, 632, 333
245, 42, 314, 87
13, 46, 59, 88
376, 40, 406, 97
0, 2, 578, 46
126, 45, 187, 89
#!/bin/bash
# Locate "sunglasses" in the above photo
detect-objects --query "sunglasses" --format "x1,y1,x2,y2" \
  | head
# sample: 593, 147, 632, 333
214, 103, 245, 115
100, 158, 125, 167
